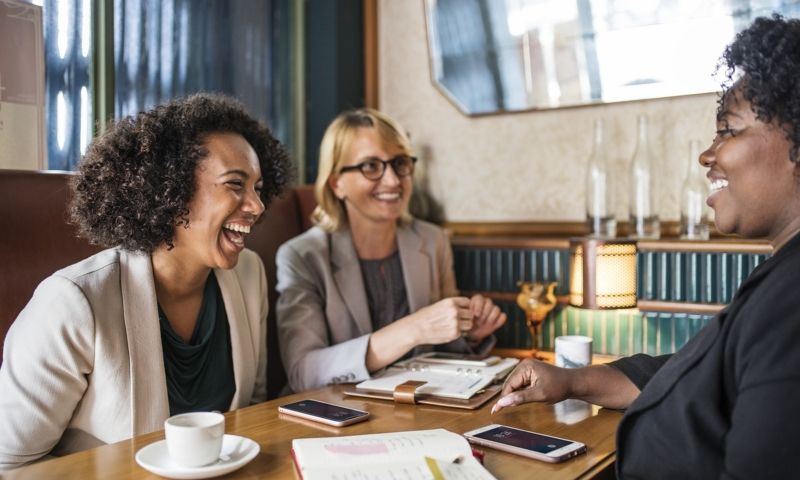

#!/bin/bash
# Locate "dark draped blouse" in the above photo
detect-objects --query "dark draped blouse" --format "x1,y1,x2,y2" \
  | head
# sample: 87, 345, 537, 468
159, 273, 235, 415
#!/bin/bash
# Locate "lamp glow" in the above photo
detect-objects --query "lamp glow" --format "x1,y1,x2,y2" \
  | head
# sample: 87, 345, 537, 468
569, 238, 637, 309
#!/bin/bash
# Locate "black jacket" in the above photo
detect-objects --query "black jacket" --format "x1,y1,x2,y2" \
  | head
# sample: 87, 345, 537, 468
610, 232, 800, 479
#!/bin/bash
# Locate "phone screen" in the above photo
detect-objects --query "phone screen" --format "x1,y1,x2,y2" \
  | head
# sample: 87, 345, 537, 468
472, 426, 572, 454
280, 400, 366, 422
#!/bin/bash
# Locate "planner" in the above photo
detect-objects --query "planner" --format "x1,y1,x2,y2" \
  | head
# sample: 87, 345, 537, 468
291, 428, 497, 480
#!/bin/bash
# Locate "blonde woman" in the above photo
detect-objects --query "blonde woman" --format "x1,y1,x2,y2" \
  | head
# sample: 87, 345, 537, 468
276, 109, 506, 393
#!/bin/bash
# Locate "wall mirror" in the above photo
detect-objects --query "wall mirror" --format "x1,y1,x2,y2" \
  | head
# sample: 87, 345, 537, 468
424, 0, 800, 115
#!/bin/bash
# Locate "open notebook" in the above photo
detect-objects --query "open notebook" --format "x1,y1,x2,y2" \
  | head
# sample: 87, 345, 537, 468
291, 428, 497, 480
353, 357, 520, 400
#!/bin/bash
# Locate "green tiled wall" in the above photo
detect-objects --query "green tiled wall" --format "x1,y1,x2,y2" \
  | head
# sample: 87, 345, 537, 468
453, 248, 570, 295
453, 245, 760, 356
637, 251, 767, 303
641, 312, 714, 355
492, 302, 643, 356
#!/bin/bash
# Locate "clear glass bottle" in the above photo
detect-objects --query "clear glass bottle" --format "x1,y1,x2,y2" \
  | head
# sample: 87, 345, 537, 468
628, 115, 660, 239
585, 119, 616, 237
680, 140, 710, 239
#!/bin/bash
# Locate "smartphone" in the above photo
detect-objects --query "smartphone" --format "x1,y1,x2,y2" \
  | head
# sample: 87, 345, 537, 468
416, 352, 502, 366
463, 424, 586, 463
277, 399, 370, 427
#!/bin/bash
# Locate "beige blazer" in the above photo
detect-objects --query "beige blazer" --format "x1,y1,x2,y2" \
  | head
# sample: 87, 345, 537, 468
0, 248, 267, 470
276, 219, 493, 393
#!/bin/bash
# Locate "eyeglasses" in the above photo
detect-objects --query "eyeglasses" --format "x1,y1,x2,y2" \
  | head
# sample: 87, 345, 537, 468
339, 155, 417, 181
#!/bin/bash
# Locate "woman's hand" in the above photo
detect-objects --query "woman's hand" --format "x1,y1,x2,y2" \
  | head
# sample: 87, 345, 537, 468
406, 297, 473, 345
491, 360, 640, 413
491, 359, 574, 413
465, 294, 507, 343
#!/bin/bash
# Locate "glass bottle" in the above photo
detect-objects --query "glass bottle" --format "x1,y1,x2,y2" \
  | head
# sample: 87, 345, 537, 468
585, 119, 616, 237
628, 115, 660, 239
680, 140, 710, 239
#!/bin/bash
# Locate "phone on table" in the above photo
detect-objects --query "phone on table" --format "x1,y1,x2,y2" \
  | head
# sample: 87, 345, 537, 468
462, 424, 586, 463
277, 399, 370, 427
416, 352, 502, 367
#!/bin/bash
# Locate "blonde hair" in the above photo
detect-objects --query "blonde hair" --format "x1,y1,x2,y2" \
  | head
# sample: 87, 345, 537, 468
312, 108, 414, 232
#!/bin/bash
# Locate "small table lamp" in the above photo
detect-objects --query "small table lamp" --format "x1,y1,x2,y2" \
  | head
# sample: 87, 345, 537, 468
568, 238, 637, 309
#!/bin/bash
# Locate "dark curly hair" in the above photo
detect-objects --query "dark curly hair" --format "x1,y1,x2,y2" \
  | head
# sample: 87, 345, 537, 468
70, 93, 293, 252
717, 14, 800, 162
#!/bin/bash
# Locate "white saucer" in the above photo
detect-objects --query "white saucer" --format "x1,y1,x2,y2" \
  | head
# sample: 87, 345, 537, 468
135, 434, 260, 479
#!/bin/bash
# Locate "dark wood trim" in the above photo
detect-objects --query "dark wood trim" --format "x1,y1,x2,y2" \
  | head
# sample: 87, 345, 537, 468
465, 290, 725, 315
462, 291, 570, 306
491, 348, 620, 364
447, 222, 771, 255
446, 221, 589, 238
445, 220, 753, 242
363, 0, 378, 108
461, 291, 516, 302
636, 300, 725, 315
491, 348, 536, 359
636, 239, 771, 254
451, 236, 571, 250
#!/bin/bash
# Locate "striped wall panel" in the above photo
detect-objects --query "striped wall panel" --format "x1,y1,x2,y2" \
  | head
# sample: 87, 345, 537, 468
641, 312, 715, 355
452, 244, 765, 356
637, 251, 767, 303
453, 248, 570, 295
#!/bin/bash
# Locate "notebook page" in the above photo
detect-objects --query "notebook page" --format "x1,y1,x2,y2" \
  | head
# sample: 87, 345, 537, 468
297, 456, 496, 480
397, 357, 520, 380
292, 429, 470, 470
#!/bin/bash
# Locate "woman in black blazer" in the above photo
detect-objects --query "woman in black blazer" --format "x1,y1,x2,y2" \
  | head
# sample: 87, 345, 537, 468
493, 15, 800, 479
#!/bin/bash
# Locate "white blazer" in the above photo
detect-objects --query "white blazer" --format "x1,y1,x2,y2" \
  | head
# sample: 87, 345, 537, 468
0, 248, 267, 470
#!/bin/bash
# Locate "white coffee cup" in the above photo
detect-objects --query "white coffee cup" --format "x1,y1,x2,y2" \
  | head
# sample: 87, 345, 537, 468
555, 335, 593, 368
164, 412, 225, 467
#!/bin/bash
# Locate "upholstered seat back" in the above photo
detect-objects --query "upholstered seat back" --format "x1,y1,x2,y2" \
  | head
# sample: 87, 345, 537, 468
0, 169, 315, 399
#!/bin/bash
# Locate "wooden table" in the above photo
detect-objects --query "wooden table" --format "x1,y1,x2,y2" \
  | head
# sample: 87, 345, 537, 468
5, 385, 621, 479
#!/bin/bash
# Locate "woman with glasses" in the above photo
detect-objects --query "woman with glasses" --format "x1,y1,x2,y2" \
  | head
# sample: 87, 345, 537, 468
276, 108, 506, 393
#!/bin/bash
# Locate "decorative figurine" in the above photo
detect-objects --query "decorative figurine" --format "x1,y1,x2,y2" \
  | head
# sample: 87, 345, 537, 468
516, 281, 558, 355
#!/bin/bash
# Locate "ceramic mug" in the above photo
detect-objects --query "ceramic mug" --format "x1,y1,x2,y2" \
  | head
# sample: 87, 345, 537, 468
555, 335, 593, 369
164, 411, 225, 467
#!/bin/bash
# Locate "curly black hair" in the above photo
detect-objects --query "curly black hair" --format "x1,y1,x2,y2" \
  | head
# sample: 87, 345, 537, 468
718, 14, 800, 162
71, 93, 293, 252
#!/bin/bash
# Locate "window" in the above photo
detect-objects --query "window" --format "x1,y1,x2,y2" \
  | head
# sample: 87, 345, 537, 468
114, 0, 292, 142
30, 0, 293, 170
39, 0, 92, 170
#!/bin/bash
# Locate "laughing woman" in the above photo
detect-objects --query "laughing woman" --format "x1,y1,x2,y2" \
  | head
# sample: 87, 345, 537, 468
276, 108, 506, 393
0, 94, 291, 469
492, 15, 800, 479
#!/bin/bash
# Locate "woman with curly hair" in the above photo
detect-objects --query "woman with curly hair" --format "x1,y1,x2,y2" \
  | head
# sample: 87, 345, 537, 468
492, 15, 800, 478
275, 108, 506, 393
0, 94, 291, 469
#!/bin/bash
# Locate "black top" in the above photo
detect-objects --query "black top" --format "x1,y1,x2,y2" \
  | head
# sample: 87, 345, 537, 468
609, 232, 800, 479
359, 250, 410, 331
159, 273, 235, 415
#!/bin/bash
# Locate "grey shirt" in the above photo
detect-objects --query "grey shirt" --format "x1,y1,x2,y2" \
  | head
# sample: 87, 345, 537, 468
359, 250, 410, 332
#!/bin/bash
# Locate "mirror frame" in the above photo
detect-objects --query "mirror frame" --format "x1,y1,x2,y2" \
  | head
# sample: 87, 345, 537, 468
423, 0, 800, 116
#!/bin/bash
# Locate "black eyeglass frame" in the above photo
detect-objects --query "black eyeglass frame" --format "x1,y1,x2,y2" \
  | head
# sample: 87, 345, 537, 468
338, 155, 418, 180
